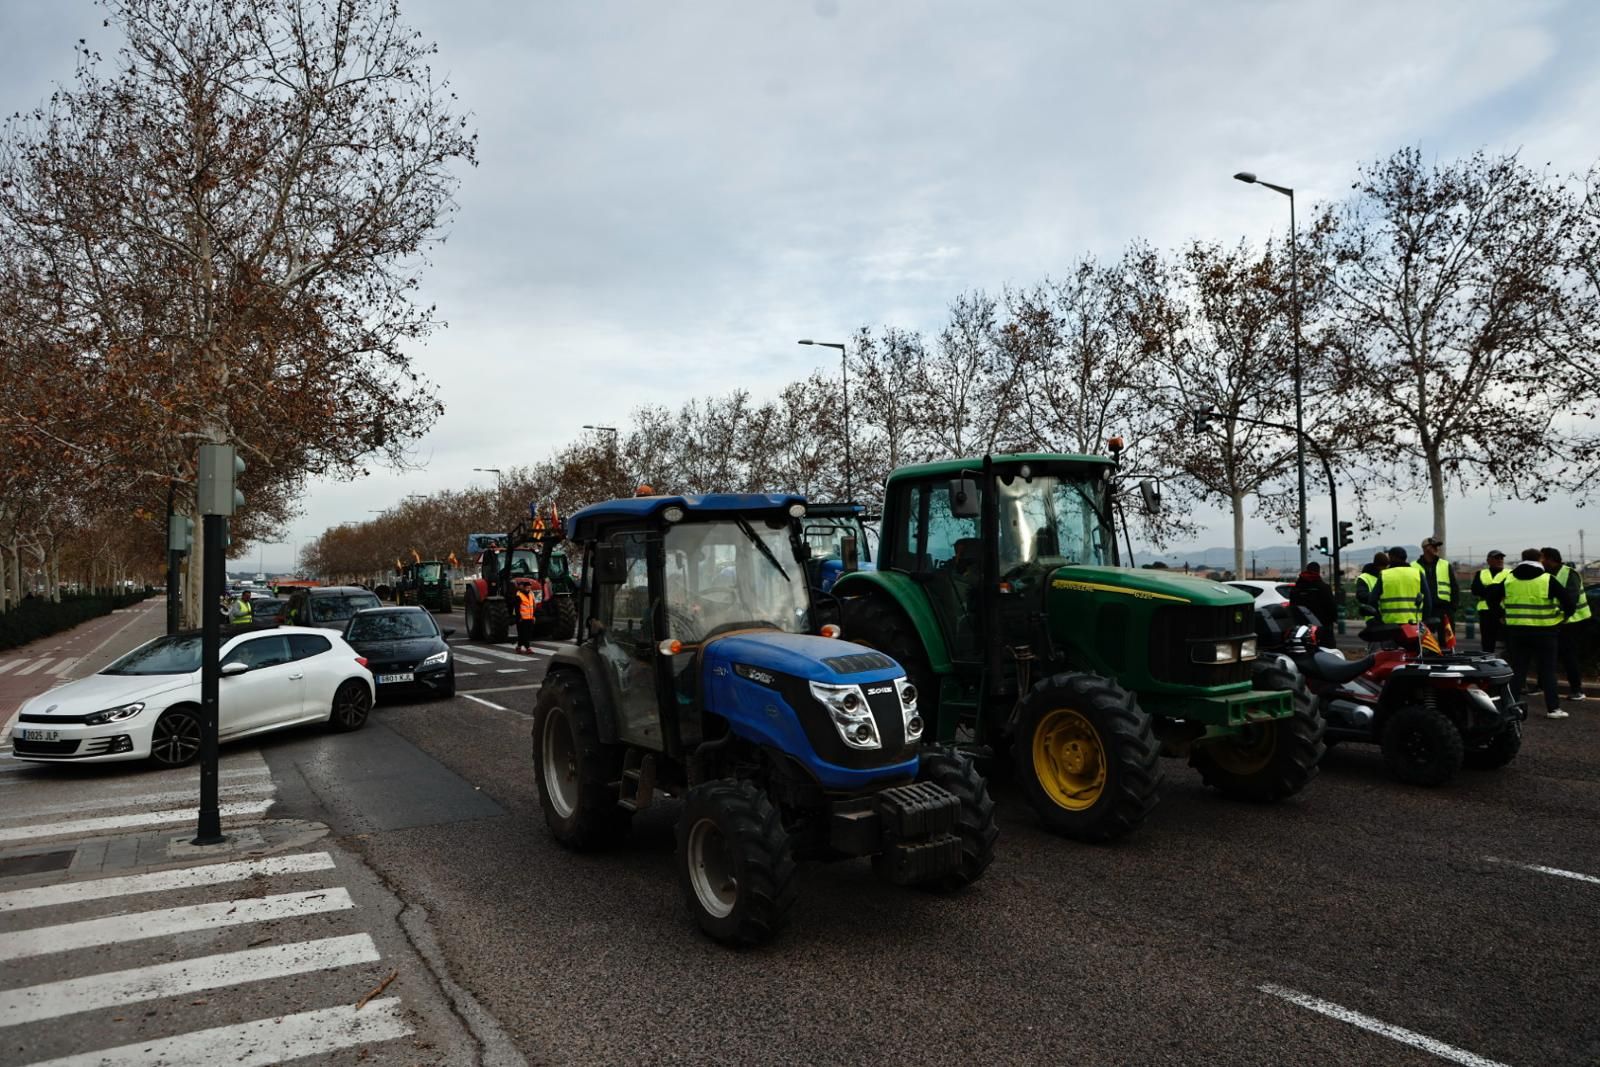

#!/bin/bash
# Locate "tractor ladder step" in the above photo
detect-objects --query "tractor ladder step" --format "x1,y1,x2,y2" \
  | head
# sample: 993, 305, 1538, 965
618, 751, 658, 813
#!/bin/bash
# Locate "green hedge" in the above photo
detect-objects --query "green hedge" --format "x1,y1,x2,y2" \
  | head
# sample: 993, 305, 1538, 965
0, 591, 151, 653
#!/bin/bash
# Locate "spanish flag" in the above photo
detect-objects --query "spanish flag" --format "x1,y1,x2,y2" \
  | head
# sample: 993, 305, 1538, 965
411, 548, 422, 563
533, 515, 545, 533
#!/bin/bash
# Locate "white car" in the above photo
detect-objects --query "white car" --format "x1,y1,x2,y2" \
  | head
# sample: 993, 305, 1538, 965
10, 627, 376, 767
1227, 580, 1295, 610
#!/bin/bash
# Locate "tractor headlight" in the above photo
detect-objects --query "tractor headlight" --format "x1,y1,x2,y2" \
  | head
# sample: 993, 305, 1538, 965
1193, 642, 1240, 664
1239, 638, 1258, 661
809, 681, 881, 750
83, 702, 145, 726
895, 677, 922, 741
420, 649, 449, 668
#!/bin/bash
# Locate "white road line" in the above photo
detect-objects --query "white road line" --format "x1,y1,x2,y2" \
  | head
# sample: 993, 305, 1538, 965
461, 694, 510, 712
47, 658, 81, 676
0, 660, 18, 675
522, 647, 553, 657
0, 888, 354, 963
0, 851, 335, 914
0, 799, 272, 844
0, 781, 273, 823
0, 933, 380, 1028
456, 671, 478, 677
13, 658, 52, 676
1259, 984, 1511, 1067
1485, 855, 1600, 886
495, 668, 526, 674
28, 996, 412, 1067
461, 644, 527, 662
453, 654, 490, 665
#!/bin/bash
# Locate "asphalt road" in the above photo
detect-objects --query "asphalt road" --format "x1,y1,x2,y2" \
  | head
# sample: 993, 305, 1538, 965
8, 603, 1598, 1064
266, 605, 1600, 1066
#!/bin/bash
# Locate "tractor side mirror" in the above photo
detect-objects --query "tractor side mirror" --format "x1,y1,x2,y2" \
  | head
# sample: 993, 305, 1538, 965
841, 535, 859, 574
1139, 478, 1162, 513
949, 478, 980, 518
592, 543, 627, 584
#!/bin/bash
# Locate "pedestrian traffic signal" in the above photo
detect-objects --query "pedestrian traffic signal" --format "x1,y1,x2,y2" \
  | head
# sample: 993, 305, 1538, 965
1338, 520, 1354, 549
197, 444, 246, 516
1317, 535, 1330, 555
167, 514, 194, 553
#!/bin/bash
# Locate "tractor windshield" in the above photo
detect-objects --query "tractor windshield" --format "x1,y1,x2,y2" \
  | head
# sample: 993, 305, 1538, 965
662, 517, 811, 641
995, 469, 1114, 576
802, 515, 873, 563
417, 562, 442, 581
506, 549, 537, 576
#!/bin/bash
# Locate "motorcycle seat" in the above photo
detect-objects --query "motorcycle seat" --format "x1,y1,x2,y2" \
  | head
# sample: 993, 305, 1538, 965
1307, 651, 1375, 684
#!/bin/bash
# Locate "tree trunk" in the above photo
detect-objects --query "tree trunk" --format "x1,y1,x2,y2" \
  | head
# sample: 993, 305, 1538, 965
1426, 448, 1447, 545
1231, 488, 1247, 580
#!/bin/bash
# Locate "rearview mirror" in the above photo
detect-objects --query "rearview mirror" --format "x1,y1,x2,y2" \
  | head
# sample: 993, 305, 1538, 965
592, 543, 627, 584
841, 535, 859, 574
1139, 478, 1162, 513
220, 662, 249, 678
442, 627, 457, 638
949, 478, 980, 519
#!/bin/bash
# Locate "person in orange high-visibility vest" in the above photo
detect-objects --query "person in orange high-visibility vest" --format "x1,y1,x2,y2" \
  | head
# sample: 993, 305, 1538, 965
514, 579, 537, 654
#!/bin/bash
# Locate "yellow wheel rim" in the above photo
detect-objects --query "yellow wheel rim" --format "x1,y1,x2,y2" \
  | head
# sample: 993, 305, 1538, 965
1206, 724, 1277, 776
1032, 708, 1107, 810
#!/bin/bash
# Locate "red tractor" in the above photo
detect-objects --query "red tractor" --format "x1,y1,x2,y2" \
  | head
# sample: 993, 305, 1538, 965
461, 509, 578, 643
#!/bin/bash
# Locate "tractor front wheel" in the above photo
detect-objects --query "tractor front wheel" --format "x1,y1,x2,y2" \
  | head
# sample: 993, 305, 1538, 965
912, 747, 997, 891
1190, 665, 1325, 803
1381, 702, 1464, 786
555, 594, 578, 642
532, 671, 630, 850
1012, 672, 1162, 842
677, 779, 797, 946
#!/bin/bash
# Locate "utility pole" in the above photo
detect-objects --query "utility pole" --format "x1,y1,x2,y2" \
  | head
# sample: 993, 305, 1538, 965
798, 340, 853, 502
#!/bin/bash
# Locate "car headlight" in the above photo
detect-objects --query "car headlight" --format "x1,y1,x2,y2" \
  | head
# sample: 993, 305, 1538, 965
420, 650, 449, 668
1192, 642, 1240, 664
895, 677, 923, 741
809, 681, 881, 750
83, 702, 145, 726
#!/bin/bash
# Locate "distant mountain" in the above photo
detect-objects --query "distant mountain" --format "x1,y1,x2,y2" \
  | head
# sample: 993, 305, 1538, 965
1134, 542, 1419, 575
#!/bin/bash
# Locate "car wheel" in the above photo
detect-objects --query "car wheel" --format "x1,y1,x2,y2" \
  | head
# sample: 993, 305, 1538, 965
328, 680, 372, 732
149, 707, 202, 767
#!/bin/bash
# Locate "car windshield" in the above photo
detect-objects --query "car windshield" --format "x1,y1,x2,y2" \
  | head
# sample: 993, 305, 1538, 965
252, 600, 285, 617
417, 562, 442, 581
803, 515, 872, 563
994, 469, 1114, 575
311, 593, 382, 622
347, 612, 438, 640
103, 635, 203, 675
663, 517, 811, 640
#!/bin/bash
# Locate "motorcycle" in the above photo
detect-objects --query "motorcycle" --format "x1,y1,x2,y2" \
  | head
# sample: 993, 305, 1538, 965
1254, 605, 1524, 786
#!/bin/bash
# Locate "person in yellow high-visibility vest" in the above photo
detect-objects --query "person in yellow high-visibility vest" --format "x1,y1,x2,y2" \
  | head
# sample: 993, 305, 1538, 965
1486, 548, 1577, 719
1355, 551, 1389, 620
1541, 547, 1590, 703
1469, 550, 1510, 654
1370, 545, 1425, 625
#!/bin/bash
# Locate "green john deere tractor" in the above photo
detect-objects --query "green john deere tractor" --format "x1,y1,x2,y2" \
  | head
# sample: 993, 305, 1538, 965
836, 451, 1322, 843
395, 559, 452, 613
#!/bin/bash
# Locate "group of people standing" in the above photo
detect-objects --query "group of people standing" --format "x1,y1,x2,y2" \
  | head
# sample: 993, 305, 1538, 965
1350, 539, 1591, 719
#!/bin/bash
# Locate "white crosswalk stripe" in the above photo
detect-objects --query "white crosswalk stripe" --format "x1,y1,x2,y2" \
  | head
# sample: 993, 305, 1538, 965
0, 659, 20, 675
0, 853, 335, 913
46, 658, 80, 677
13, 658, 52, 676
458, 644, 526, 662
0, 798, 273, 844
452, 653, 490, 665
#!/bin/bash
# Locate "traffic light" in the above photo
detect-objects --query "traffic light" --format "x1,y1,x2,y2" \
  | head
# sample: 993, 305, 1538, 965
1317, 535, 1330, 555
168, 514, 195, 553
197, 444, 246, 516
1338, 520, 1354, 549
1192, 409, 1214, 434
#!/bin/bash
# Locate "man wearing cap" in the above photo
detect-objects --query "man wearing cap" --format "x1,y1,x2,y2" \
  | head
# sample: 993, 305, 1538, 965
1470, 550, 1510, 654
1487, 548, 1577, 719
1415, 537, 1458, 630
1371, 545, 1427, 627
1541, 547, 1590, 702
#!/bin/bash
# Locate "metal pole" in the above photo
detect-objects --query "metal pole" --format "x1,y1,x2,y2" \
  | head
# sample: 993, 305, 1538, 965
194, 513, 225, 845
1289, 190, 1308, 570
841, 346, 853, 503
165, 483, 180, 636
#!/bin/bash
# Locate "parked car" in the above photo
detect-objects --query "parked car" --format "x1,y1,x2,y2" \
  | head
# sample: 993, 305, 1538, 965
343, 607, 456, 701
247, 597, 287, 624
9, 627, 375, 767
1228, 580, 1294, 610
282, 586, 382, 631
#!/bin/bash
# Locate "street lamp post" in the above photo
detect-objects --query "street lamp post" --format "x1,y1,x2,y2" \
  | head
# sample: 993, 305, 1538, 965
798, 339, 852, 502
473, 467, 504, 522
1234, 171, 1307, 569
584, 425, 620, 493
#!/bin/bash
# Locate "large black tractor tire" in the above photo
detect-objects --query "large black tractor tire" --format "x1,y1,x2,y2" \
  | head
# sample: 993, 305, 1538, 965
555, 594, 578, 641
1463, 721, 1522, 771
676, 779, 797, 947
913, 747, 998, 891
485, 597, 511, 643
841, 595, 941, 732
531, 671, 630, 850
1381, 702, 1465, 786
1012, 672, 1162, 843
1190, 665, 1325, 803
464, 589, 486, 641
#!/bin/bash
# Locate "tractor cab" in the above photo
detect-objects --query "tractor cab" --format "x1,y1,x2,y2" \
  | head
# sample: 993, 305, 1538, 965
799, 503, 878, 594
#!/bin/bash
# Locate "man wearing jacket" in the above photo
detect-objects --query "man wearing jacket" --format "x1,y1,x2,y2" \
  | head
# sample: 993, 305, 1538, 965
1372, 545, 1426, 625
1470, 550, 1510, 654
1355, 551, 1388, 621
1415, 536, 1458, 628
1541, 547, 1590, 702
1487, 548, 1578, 719
1290, 562, 1338, 647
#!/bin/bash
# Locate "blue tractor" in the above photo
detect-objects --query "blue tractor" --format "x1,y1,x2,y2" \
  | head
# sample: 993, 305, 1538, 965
532, 493, 997, 945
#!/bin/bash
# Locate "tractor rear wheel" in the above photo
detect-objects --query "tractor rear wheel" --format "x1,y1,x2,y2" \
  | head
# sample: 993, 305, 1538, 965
1381, 702, 1464, 786
841, 596, 940, 733
485, 598, 510, 643
1012, 672, 1162, 842
677, 779, 797, 946
532, 671, 630, 850
912, 747, 997, 891
555, 594, 578, 641
465, 589, 486, 641
1190, 665, 1324, 802
1464, 721, 1521, 770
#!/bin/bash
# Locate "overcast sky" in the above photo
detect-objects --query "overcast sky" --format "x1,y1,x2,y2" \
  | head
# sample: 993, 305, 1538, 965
7, 0, 1599, 570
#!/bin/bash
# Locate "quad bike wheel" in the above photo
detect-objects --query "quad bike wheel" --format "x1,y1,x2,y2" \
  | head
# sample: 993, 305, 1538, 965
909, 747, 998, 891
1463, 721, 1521, 771
1381, 702, 1464, 786
1190, 665, 1325, 802
532, 671, 630, 850
677, 779, 797, 946
1012, 672, 1162, 842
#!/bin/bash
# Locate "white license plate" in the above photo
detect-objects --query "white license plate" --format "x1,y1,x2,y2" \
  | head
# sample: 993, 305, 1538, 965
19, 729, 60, 742
376, 672, 414, 684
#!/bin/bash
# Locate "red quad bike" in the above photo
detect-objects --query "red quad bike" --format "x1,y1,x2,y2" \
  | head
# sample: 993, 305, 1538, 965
1255, 607, 1524, 786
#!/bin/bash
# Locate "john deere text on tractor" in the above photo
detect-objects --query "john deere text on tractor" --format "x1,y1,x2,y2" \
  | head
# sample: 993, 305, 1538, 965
531, 493, 997, 945
394, 558, 452, 612
837, 451, 1321, 843
462, 513, 578, 643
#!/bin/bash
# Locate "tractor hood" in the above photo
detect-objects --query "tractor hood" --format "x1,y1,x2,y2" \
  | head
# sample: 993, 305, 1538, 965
701, 631, 903, 685
1047, 565, 1253, 608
